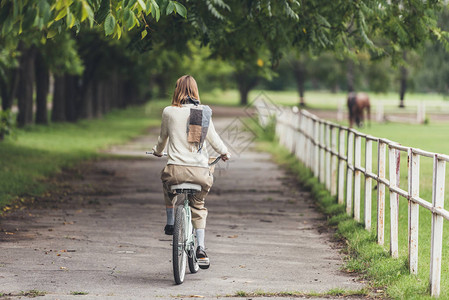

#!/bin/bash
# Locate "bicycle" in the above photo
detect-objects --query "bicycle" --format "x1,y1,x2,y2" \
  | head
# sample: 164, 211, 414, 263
146, 151, 226, 284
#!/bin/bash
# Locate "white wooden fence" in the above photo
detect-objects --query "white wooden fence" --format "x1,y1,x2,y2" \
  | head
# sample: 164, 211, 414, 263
275, 107, 449, 297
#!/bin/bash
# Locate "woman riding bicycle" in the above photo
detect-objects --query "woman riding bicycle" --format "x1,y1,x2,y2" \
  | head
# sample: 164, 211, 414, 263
152, 75, 230, 268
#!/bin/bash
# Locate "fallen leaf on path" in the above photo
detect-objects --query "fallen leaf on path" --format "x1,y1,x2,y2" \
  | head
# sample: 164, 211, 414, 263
60, 267, 67, 270
227, 235, 238, 238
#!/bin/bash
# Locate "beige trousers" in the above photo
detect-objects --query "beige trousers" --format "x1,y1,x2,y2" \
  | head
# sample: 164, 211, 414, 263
161, 164, 214, 229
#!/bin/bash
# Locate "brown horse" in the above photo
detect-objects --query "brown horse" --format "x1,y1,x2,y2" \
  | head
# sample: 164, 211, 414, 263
347, 92, 371, 128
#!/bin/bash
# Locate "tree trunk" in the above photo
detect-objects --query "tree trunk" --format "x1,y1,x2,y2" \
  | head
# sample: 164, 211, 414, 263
103, 80, 111, 113
51, 75, 66, 122
293, 60, 306, 107
399, 51, 407, 108
79, 82, 94, 119
154, 74, 168, 98
35, 50, 49, 124
0, 68, 20, 111
64, 75, 79, 122
346, 59, 354, 93
235, 71, 258, 106
238, 86, 249, 106
93, 81, 102, 118
17, 45, 36, 127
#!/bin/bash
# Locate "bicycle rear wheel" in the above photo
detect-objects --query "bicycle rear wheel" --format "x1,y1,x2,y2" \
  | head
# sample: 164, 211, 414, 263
173, 206, 187, 284
188, 228, 199, 273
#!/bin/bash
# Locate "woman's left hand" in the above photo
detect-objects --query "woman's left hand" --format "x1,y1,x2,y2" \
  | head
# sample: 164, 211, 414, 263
221, 153, 231, 161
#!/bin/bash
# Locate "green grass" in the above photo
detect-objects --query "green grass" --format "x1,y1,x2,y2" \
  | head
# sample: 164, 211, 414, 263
232, 288, 368, 298
19, 290, 46, 297
70, 291, 89, 295
0, 100, 167, 209
253, 118, 449, 299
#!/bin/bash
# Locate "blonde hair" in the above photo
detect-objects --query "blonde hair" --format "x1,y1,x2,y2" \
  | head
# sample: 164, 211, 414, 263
171, 75, 200, 107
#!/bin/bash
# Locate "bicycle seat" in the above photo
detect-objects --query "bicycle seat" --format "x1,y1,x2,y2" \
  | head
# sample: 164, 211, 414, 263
170, 183, 202, 194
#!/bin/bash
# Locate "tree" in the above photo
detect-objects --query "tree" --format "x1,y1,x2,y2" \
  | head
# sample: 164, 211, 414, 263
411, 7, 449, 96
398, 51, 407, 108
16, 42, 36, 127
0, 0, 188, 126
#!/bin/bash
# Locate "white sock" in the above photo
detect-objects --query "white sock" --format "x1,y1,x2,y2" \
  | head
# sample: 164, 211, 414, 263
166, 208, 174, 226
196, 229, 205, 249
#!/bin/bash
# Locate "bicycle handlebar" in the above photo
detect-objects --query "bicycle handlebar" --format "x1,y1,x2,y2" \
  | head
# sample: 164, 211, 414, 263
146, 151, 228, 166
145, 151, 168, 156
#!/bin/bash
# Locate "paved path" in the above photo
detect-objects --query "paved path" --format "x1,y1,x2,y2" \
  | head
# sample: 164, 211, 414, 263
0, 116, 364, 299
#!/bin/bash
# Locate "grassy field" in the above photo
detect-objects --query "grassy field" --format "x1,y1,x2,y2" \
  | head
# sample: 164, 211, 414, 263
0, 100, 168, 209
202, 89, 449, 112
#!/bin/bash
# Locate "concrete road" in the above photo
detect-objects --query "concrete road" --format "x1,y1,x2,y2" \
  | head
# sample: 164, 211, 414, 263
0, 117, 364, 299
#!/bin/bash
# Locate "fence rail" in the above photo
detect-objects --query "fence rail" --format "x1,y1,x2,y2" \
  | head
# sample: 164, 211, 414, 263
274, 108, 448, 297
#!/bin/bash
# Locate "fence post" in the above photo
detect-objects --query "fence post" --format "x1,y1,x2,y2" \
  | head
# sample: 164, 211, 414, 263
346, 130, 354, 216
314, 120, 320, 177
308, 117, 313, 169
429, 155, 446, 297
338, 128, 346, 205
300, 113, 307, 164
337, 99, 344, 122
389, 146, 400, 258
278, 108, 285, 147
320, 122, 325, 184
377, 141, 387, 245
288, 110, 296, 153
364, 139, 373, 231
408, 149, 419, 275
354, 134, 362, 222
331, 126, 338, 196
376, 101, 384, 123
296, 112, 303, 161
326, 124, 331, 191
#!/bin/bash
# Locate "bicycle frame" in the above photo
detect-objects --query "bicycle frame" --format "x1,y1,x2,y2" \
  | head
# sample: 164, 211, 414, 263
181, 192, 195, 255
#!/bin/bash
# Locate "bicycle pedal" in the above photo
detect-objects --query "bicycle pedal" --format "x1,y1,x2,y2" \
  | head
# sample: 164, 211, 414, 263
197, 257, 210, 269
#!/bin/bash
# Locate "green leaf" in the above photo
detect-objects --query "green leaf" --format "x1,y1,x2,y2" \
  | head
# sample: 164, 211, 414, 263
55, 8, 68, 21
67, 11, 76, 28
173, 2, 186, 18
166, 1, 174, 15
126, 0, 137, 8
124, 8, 133, 29
115, 23, 122, 39
141, 29, 147, 39
80, 0, 90, 21
150, 0, 160, 21
137, 0, 146, 10
47, 29, 57, 39
104, 13, 116, 36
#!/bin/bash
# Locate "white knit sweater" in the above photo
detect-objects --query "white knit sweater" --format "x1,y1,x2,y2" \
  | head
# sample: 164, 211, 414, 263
153, 104, 228, 168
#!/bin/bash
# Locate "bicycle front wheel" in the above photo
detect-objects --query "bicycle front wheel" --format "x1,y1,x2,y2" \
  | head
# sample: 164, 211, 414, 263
173, 206, 187, 284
